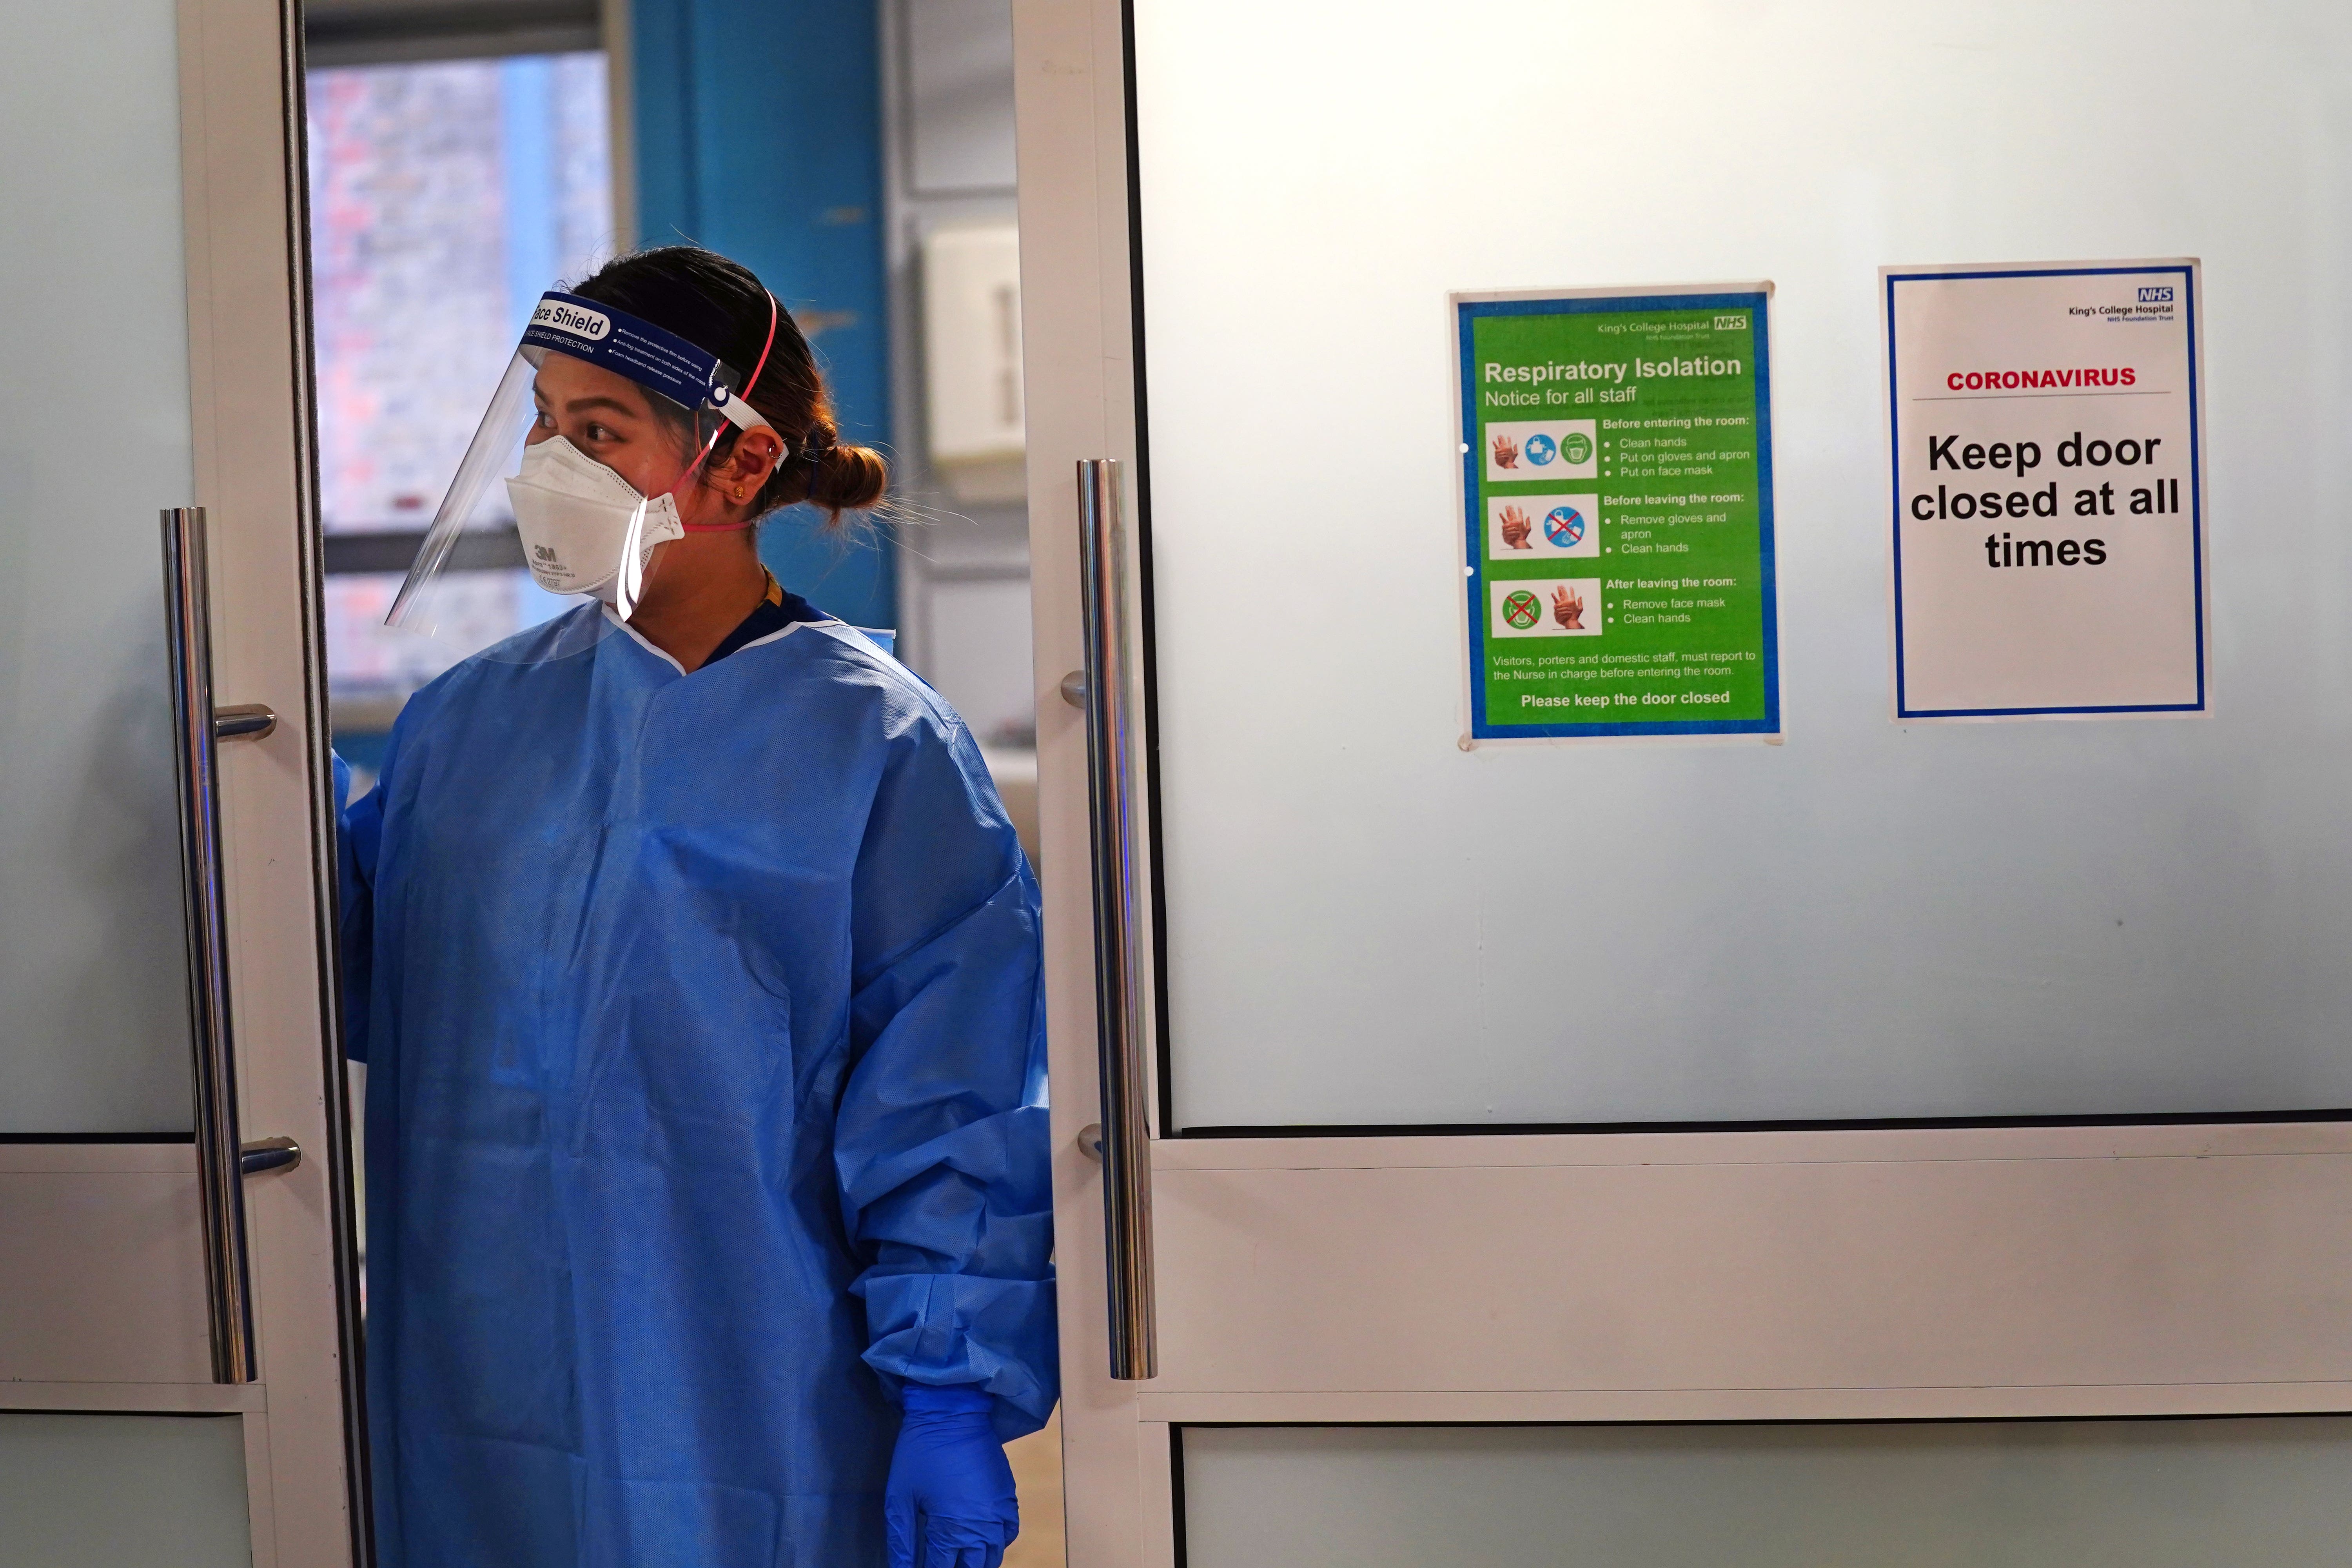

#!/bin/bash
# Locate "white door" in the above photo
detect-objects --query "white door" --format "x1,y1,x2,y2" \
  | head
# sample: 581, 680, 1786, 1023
1014, 1, 2352, 1563
0, 1, 361, 1563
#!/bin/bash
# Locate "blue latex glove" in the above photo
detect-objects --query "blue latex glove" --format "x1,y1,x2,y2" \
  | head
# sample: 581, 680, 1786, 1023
886, 1384, 1019, 1568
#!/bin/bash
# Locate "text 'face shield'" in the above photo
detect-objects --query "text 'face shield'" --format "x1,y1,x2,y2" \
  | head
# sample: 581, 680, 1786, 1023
386, 290, 777, 663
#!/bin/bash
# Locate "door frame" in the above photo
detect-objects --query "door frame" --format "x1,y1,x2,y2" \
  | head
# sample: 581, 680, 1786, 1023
1011, 0, 1156, 1555
1013, 2, 2352, 1565
194, 0, 372, 1557
0, 1, 365, 1563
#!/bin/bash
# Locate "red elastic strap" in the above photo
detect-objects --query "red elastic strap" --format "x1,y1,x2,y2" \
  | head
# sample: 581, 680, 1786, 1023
739, 290, 780, 408
679, 291, 785, 532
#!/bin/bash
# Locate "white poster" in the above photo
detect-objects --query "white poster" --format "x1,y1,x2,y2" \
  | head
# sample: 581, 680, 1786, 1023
1883, 260, 2206, 718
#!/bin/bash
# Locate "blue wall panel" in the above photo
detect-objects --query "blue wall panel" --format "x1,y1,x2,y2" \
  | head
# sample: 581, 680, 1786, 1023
631, 0, 895, 627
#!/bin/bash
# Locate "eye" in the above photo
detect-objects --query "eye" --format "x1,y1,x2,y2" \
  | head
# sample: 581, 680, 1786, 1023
584, 421, 619, 443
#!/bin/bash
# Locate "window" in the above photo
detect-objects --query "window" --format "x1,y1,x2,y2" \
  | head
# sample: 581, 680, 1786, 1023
308, 52, 612, 747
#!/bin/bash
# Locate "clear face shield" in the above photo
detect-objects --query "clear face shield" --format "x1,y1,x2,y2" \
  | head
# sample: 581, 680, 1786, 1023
386, 290, 782, 662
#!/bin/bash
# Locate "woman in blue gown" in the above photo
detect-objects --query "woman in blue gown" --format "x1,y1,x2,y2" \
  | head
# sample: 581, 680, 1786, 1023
339, 246, 1054, 1568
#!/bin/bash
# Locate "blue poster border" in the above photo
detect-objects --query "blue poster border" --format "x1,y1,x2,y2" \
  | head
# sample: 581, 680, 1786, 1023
1885, 263, 2207, 719
1457, 291, 1781, 740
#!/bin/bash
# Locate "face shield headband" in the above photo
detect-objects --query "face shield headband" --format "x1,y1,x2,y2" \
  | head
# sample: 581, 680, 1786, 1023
523, 289, 784, 514
386, 288, 785, 638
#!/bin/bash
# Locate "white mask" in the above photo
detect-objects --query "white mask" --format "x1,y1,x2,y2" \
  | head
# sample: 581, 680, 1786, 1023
504, 436, 686, 611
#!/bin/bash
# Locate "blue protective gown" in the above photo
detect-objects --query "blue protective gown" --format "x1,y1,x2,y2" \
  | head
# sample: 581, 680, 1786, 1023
338, 605, 1056, 1567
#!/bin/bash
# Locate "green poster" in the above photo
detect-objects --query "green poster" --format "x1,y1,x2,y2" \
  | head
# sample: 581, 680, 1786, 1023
1454, 286, 1780, 741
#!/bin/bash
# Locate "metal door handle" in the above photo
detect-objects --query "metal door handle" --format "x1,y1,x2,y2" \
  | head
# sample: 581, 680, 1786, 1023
162, 506, 259, 1385
214, 703, 277, 741
1075, 459, 1157, 1380
240, 1136, 302, 1177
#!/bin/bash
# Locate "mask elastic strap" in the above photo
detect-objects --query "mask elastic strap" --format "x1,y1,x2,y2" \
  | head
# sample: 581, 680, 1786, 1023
614, 496, 651, 619
679, 291, 784, 534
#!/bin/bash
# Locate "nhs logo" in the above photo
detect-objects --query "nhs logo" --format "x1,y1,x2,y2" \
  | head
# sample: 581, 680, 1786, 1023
2137, 285, 2174, 303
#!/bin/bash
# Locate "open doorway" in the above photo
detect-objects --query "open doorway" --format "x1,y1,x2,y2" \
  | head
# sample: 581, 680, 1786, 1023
302, 2, 1059, 1559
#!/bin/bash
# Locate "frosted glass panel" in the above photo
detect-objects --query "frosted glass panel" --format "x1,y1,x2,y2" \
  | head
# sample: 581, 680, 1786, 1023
1132, 0, 2352, 1127
1182, 1421, 2352, 1568
0, 1414, 250, 1567
0, 0, 198, 1131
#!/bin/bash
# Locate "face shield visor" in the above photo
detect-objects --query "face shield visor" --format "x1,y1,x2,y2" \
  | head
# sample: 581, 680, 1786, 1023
385, 289, 782, 661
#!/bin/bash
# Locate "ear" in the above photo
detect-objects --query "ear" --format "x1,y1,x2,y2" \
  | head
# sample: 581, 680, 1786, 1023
714, 429, 784, 494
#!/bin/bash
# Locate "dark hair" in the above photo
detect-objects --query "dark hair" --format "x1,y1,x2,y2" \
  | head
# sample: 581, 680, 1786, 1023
569, 246, 887, 522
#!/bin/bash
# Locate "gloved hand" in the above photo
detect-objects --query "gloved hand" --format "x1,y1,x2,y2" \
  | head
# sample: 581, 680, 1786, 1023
885, 1383, 1019, 1568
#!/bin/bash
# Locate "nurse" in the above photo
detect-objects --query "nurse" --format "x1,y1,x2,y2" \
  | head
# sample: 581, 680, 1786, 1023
339, 246, 1054, 1568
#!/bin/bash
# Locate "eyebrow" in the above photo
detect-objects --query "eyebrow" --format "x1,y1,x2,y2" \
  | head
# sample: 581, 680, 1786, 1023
563, 395, 642, 417
530, 386, 646, 419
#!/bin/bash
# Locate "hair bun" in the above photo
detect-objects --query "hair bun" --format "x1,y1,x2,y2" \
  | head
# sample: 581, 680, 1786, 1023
806, 437, 887, 515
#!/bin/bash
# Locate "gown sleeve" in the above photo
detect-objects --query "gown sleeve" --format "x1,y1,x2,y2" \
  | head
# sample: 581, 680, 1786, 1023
834, 708, 1058, 1444
336, 746, 389, 1063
